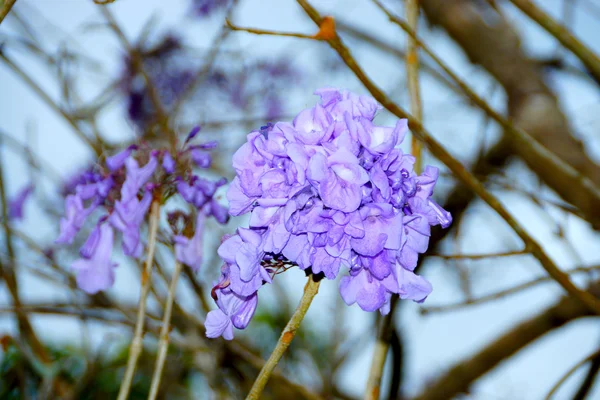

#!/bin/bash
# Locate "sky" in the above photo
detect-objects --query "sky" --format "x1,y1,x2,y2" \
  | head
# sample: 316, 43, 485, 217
1, 0, 600, 399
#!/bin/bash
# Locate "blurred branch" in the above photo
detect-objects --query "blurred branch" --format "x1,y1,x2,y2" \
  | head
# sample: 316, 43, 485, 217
148, 261, 182, 400
509, 0, 600, 85
335, 20, 458, 94
171, 0, 238, 118
421, 264, 600, 315
573, 342, 600, 400
365, 297, 397, 400
545, 348, 600, 399
0, 138, 49, 364
429, 248, 528, 260
117, 201, 160, 400
99, 7, 176, 150
373, 0, 600, 229
226, 18, 316, 40
406, 0, 423, 174
0, 52, 101, 155
0, 0, 17, 25
294, 0, 600, 315
414, 282, 600, 400
246, 274, 321, 400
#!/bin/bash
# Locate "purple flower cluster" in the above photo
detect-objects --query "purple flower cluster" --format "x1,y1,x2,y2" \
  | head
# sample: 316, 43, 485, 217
206, 88, 451, 340
56, 130, 228, 294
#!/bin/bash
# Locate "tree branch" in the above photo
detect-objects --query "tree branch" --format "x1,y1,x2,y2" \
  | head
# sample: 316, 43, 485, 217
295, 0, 600, 315
414, 283, 600, 400
418, 0, 600, 229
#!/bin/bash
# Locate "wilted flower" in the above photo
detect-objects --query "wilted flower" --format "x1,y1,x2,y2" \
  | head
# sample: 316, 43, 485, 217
208, 88, 451, 339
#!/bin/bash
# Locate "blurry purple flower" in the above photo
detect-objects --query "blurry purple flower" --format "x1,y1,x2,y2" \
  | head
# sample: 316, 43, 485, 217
56, 194, 98, 244
192, 0, 229, 17
8, 184, 33, 221
106, 145, 137, 172
162, 151, 175, 174
191, 149, 212, 168
109, 190, 152, 258
185, 126, 201, 144
174, 212, 205, 270
72, 223, 117, 294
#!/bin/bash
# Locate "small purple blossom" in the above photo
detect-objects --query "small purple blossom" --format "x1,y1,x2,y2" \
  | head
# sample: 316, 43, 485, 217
56, 142, 228, 293
162, 152, 176, 174
72, 223, 117, 294
174, 212, 205, 270
106, 145, 138, 172
8, 184, 33, 221
208, 88, 451, 339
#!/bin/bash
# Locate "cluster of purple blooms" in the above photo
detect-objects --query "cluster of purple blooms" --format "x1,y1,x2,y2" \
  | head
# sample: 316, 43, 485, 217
56, 129, 228, 294
206, 88, 452, 340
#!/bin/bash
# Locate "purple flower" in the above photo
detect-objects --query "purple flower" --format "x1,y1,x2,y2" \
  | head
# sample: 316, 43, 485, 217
174, 212, 205, 270
56, 194, 97, 244
205, 288, 258, 340
106, 145, 137, 172
121, 155, 157, 202
72, 223, 117, 294
109, 190, 152, 258
8, 184, 33, 221
207, 88, 451, 337
162, 152, 175, 174
191, 149, 212, 168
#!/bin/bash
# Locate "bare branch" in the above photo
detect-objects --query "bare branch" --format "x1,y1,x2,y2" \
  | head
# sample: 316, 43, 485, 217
414, 283, 600, 400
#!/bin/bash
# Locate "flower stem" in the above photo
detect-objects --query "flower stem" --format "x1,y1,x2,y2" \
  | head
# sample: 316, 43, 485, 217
117, 201, 160, 400
147, 261, 182, 400
246, 275, 321, 400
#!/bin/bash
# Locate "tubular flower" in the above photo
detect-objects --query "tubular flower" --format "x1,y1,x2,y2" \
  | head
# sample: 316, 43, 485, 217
208, 88, 452, 340
56, 129, 228, 292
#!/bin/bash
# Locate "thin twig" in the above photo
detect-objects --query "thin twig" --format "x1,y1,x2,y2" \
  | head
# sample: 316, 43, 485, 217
573, 340, 600, 400
545, 348, 600, 399
509, 0, 600, 85
246, 275, 321, 400
335, 19, 459, 95
369, 0, 600, 207
421, 264, 600, 315
170, 0, 239, 118
148, 261, 182, 400
406, 0, 423, 174
429, 249, 529, 260
99, 7, 177, 150
0, 52, 100, 154
117, 201, 161, 400
0, 137, 49, 363
226, 18, 316, 39
415, 282, 600, 400
0, 0, 17, 25
294, 0, 600, 316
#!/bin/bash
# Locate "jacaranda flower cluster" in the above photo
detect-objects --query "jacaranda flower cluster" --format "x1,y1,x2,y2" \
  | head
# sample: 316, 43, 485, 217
206, 88, 452, 340
56, 129, 228, 294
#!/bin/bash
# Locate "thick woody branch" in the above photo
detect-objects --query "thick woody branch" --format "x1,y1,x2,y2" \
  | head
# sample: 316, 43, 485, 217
414, 283, 600, 400
419, 0, 600, 229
